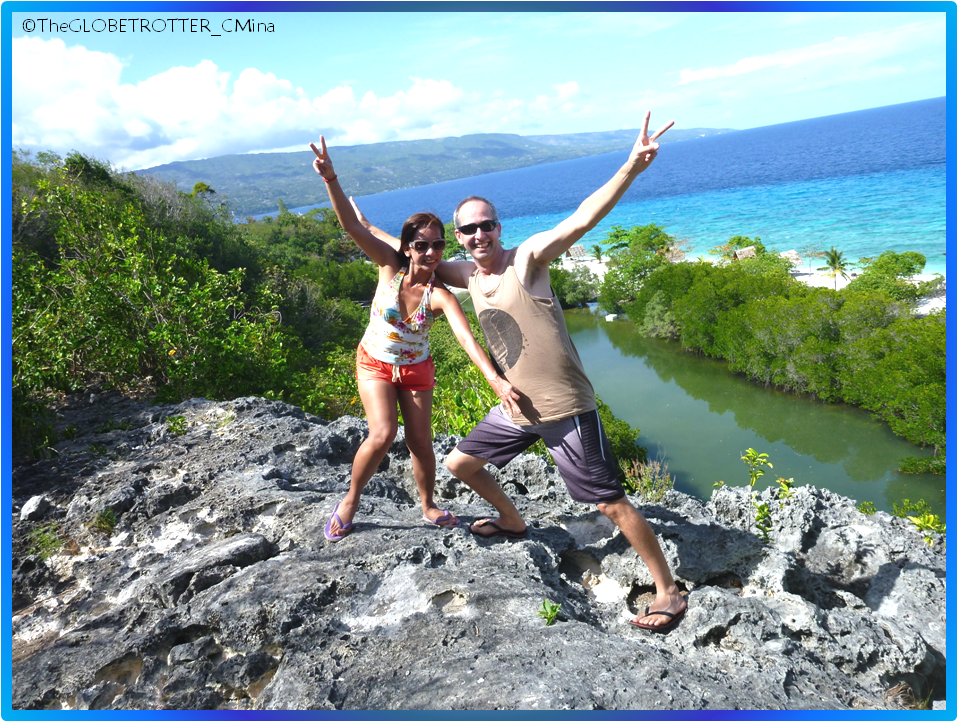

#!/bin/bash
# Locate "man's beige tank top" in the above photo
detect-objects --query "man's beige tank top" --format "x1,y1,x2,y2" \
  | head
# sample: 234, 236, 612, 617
468, 252, 596, 425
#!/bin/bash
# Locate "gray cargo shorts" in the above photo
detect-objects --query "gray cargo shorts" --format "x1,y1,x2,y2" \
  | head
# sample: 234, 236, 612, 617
454, 405, 624, 504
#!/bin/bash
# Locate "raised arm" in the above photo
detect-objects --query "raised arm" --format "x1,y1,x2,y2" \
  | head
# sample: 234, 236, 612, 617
431, 288, 522, 417
350, 196, 476, 289
517, 112, 673, 269
349, 197, 402, 253
310, 136, 401, 268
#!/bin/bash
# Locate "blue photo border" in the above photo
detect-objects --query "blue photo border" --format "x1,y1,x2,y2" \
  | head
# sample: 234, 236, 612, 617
2, 2, 955, 719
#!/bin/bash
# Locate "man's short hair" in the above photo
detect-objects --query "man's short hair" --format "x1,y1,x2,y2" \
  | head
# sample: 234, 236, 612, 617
453, 196, 498, 229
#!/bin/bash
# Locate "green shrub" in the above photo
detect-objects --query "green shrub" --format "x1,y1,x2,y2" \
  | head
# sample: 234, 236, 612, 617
862, 250, 926, 278
839, 312, 945, 453
612, 235, 944, 474
597, 224, 676, 313
549, 263, 598, 309
857, 501, 877, 515
11, 390, 58, 461
97, 418, 131, 434
710, 234, 766, 261
621, 457, 674, 502
892, 499, 932, 518
847, 251, 927, 301
285, 347, 361, 422
753, 499, 772, 543
637, 290, 678, 338
596, 398, 646, 478
14, 170, 304, 406
899, 456, 946, 475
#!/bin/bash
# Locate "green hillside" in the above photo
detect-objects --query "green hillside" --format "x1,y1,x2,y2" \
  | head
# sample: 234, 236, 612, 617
140, 127, 733, 217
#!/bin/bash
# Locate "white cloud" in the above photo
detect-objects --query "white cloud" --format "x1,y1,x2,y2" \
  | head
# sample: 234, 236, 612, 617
13, 38, 621, 168
678, 21, 943, 86
554, 81, 579, 100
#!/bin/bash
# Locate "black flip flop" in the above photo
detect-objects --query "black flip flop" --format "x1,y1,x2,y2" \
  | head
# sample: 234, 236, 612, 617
630, 605, 686, 633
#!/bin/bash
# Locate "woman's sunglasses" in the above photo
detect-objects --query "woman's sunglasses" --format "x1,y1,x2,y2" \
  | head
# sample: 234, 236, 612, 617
411, 239, 447, 253
456, 220, 498, 236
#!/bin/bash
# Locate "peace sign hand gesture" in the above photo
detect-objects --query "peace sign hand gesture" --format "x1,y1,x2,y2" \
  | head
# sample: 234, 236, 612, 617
309, 135, 336, 181
628, 111, 674, 173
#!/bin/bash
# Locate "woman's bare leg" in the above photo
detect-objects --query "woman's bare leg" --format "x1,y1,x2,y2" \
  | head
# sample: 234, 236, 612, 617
398, 388, 455, 525
328, 379, 398, 536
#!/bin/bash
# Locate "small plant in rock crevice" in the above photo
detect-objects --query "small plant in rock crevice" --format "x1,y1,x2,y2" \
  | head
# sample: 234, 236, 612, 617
537, 599, 561, 626
714, 450, 793, 542
97, 417, 131, 434
907, 513, 946, 547
891, 498, 945, 547
165, 415, 187, 436
90, 508, 118, 536
742, 448, 772, 541
26, 522, 64, 560
774, 476, 795, 506
742, 448, 772, 489
753, 500, 772, 543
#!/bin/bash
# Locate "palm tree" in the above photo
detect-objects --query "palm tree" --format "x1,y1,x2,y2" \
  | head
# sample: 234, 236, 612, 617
817, 247, 850, 290
591, 244, 604, 263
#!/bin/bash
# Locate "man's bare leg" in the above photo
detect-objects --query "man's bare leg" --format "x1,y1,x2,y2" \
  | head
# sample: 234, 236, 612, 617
596, 496, 686, 627
445, 449, 526, 534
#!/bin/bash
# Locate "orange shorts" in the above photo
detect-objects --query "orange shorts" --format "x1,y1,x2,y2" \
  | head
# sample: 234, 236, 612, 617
355, 344, 436, 391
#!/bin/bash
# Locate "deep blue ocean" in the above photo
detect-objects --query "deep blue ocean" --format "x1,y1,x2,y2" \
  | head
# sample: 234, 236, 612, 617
292, 97, 948, 275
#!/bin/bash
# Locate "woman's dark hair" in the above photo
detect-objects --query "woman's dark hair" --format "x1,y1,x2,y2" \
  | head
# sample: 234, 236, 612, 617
400, 212, 445, 252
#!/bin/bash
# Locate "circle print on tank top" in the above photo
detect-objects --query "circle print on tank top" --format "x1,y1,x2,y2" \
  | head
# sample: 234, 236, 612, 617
477, 309, 524, 372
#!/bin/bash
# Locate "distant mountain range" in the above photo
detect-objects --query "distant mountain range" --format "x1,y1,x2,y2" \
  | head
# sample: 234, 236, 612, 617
139, 127, 735, 217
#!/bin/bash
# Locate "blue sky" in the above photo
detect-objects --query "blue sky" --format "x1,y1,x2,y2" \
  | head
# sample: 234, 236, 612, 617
9, 7, 948, 169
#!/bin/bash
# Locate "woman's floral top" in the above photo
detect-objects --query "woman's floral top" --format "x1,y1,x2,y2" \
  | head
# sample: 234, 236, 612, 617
360, 268, 436, 365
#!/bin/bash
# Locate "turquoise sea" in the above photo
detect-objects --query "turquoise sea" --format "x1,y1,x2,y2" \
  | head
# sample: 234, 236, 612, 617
502, 166, 947, 276
294, 97, 948, 276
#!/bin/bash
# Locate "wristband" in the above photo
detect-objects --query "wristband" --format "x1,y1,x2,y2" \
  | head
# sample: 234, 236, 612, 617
323, 174, 338, 183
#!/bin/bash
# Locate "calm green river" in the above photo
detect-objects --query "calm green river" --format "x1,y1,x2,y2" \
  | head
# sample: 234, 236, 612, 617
563, 308, 945, 519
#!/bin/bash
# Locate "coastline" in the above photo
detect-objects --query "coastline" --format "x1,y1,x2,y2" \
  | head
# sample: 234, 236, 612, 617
558, 257, 946, 315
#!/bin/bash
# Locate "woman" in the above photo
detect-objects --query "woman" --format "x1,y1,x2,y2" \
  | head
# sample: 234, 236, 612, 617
310, 136, 520, 541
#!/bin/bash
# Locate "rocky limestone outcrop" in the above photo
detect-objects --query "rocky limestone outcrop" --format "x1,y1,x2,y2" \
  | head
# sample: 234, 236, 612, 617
11, 392, 946, 710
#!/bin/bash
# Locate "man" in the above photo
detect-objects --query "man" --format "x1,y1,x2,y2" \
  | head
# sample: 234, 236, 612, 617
350, 112, 686, 631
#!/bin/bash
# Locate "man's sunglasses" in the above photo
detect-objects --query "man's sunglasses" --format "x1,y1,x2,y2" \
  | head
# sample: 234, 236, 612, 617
456, 220, 498, 236
411, 239, 447, 253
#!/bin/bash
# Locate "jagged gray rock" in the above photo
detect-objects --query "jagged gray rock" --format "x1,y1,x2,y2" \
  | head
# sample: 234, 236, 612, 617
11, 392, 946, 711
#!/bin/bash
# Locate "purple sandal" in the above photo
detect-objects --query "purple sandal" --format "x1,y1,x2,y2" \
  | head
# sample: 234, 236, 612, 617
324, 502, 354, 542
423, 509, 461, 528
